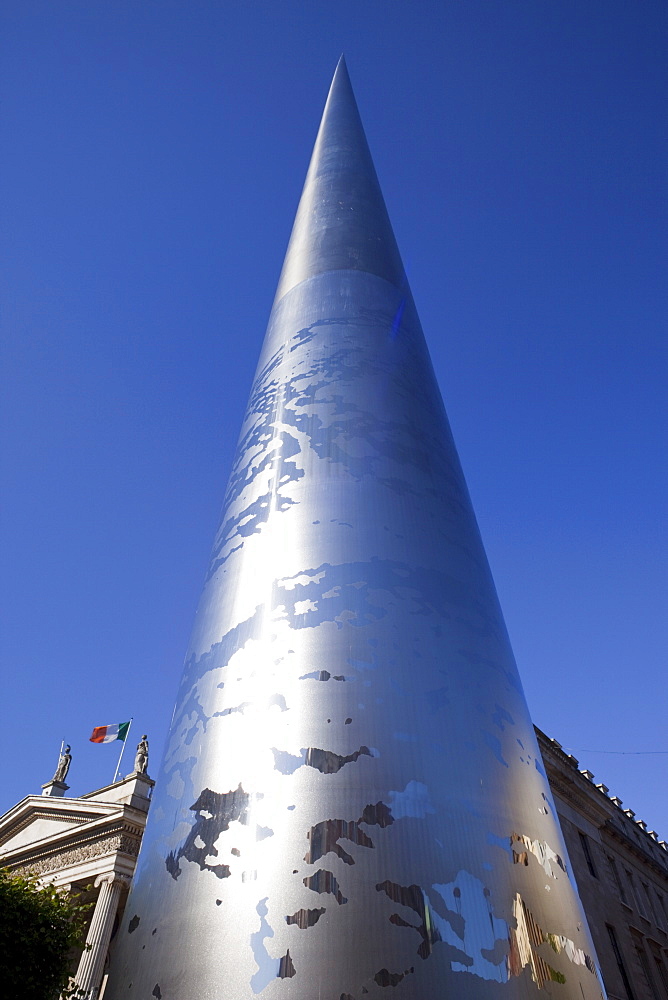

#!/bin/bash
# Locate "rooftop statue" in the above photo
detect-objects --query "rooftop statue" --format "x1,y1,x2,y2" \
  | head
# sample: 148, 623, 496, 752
133, 735, 149, 775
52, 745, 71, 784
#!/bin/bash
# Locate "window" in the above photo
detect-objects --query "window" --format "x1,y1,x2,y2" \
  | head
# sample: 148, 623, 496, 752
656, 893, 668, 932
608, 856, 628, 904
578, 831, 598, 878
642, 883, 660, 926
626, 869, 648, 918
606, 925, 635, 1000
636, 946, 660, 1000
653, 955, 668, 999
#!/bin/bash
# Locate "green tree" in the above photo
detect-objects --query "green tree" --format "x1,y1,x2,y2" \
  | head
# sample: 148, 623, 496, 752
0, 867, 91, 1000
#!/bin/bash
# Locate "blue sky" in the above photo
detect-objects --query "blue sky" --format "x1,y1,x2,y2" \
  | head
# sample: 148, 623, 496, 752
1, 1, 666, 837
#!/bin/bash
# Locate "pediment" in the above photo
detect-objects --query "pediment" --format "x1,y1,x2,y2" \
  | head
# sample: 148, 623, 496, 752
0, 796, 117, 856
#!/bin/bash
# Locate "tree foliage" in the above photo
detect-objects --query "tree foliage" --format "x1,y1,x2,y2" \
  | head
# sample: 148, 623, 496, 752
0, 868, 91, 1000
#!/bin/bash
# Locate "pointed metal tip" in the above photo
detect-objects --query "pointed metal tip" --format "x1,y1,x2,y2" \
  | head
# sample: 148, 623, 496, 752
273, 55, 408, 304
330, 53, 351, 92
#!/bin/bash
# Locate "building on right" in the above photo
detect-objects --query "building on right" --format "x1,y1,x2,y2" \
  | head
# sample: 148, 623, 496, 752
537, 728, 668, 1000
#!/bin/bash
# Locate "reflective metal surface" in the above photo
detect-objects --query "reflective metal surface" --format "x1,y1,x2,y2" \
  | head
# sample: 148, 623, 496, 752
107, 58, 606, 999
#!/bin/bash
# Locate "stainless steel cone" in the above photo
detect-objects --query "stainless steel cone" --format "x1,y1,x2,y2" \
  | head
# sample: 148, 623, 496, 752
106, 58, 606, 1000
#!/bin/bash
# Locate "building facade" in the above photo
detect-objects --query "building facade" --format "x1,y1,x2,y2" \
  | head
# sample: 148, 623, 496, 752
537, 729, 668, 1000
0, 770, 154, 999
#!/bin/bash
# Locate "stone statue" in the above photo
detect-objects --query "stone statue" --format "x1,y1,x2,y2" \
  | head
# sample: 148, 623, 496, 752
134, 735, 149, 774
53, 745, 71, 783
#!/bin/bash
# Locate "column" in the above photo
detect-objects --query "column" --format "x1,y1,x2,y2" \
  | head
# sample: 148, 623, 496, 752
73, 873, 130, 1000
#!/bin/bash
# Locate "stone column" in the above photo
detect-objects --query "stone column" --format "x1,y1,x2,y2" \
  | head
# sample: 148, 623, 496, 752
73, 873, 129, 1000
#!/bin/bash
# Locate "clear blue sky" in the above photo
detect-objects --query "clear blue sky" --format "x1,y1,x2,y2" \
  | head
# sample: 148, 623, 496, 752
1, 1, 666, 837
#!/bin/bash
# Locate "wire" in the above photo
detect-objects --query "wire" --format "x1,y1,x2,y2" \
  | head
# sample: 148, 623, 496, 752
563, 747, 668, 756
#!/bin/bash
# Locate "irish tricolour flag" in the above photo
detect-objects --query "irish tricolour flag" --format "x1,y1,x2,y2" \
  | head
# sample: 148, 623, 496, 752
90, 721, 131, 744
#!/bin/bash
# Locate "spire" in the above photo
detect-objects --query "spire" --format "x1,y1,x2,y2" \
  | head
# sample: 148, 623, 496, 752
106, 59, 606, 1000
274, 56, 407, 303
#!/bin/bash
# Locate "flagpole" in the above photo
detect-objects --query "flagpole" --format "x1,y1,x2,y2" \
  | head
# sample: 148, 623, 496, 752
112, 718, 133, 784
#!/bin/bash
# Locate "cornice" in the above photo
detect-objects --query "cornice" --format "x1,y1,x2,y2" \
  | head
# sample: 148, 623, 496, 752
603, 819, 668, 884
0, 799, 147, 859
0, 810, 145, 874
80, 773, 154, 800
0, 807, 98, 847
0, 796, 120, 847
9, 831, 142, 878
543, 763, 613, 828
535, 727, 667, 866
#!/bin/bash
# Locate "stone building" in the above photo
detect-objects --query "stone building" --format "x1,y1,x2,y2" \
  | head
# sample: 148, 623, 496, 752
0, 733, 665, 999
538, 729, 668, 1000
0, 770, 153, 999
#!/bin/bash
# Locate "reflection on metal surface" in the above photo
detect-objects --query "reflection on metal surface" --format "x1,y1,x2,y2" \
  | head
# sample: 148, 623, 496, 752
511, 832, 568, 879
510, 893, 566, 987
490, 829, 569, 882
285, 907, 326, 928
250, 897, 278, 994
359, 801, 394, 827
298, 669, 349, 681
305, 745, 374, 773
377, 881, 441, 959
432, 870, 510, 982
306, 818, 374, 865
215, 692, 288, 718
387, 781, 434, 819
270, 744, 375, 774
106, 57, 606, 1000
509, 893, 599, 986
374, 967, 414, 987
374, 869, 602, 990
278, 950, 296, 978
484, 730, 510, 767
303, 869, 347, 904
165, 784, 250, 880
305, 800, 394, 865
